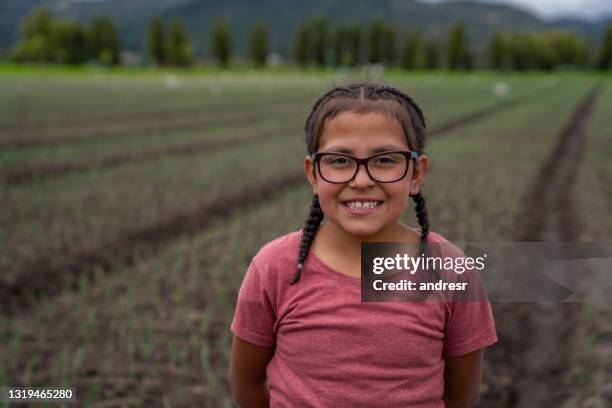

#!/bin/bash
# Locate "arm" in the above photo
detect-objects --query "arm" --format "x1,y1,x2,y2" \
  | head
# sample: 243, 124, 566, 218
228, 335, 275, 408
443, 348, 484, 408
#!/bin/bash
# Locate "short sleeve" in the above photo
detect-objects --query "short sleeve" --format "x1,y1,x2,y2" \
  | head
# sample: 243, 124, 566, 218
230, 258, 277, 347
443, 298, 498, 357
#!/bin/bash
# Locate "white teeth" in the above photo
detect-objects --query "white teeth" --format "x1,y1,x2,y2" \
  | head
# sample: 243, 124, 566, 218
346, 201, 379, 209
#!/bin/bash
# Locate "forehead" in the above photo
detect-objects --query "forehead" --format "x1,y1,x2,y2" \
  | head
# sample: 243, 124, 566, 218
319, 111, 409, 153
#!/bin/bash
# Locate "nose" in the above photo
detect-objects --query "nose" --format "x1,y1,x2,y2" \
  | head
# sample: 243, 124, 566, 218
349, 163, 375, 187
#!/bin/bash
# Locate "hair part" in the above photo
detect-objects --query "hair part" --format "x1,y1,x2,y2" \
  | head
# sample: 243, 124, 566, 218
291, 82, 430, 285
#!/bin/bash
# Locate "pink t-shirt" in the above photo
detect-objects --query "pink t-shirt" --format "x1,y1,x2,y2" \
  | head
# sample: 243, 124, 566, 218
230, 229, 498, 407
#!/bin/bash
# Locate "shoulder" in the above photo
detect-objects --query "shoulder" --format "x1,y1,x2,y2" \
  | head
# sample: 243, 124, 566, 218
425, 230, 465, 258
425, 230, 449, 244
250, 229, 302, 280
254, 229, 301, 263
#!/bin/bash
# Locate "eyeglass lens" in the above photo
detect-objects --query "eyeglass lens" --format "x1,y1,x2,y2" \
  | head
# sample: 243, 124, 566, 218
319, 153, 408, 183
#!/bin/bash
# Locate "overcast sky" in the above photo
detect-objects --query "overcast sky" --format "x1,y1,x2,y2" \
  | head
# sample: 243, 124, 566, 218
420, 0, 612, 20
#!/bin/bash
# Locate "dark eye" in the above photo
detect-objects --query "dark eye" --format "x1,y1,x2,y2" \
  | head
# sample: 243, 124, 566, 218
323, 155, 352, 166
373, 155, 401, 165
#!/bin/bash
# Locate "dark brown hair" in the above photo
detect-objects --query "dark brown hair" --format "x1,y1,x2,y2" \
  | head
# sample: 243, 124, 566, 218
291, 82, 430, 284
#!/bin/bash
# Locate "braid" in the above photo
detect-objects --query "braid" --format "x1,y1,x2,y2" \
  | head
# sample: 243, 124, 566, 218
411, 191, 430, 255
290, 194, 324, 284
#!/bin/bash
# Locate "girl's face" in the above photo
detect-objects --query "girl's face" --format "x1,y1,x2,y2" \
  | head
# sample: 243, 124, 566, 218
304, 111, 429, 240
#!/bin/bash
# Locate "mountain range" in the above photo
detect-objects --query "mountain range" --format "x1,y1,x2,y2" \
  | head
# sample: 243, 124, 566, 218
1, 0, 609, 58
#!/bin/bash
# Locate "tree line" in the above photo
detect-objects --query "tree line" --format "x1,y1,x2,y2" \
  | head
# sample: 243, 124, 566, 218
11, 8, 120, 65
7, 7, 612, 70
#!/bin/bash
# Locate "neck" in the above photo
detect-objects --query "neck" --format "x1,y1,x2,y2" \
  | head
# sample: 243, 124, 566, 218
317, 220, 420, 259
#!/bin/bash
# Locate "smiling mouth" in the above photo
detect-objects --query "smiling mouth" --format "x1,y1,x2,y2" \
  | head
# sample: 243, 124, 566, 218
341, 201, 384, 209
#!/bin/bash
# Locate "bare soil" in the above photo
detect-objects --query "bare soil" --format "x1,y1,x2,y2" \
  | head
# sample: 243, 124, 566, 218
479, 86, 602, 407
0, 96, 535, 315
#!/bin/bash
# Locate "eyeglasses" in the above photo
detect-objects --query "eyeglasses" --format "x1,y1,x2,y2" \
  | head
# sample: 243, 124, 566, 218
312, 150, 419, 184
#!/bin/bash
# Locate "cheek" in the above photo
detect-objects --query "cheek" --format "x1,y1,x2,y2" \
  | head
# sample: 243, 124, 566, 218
386, 182, 411, 200
317, 186, 342, 212
385, 185, 412, 212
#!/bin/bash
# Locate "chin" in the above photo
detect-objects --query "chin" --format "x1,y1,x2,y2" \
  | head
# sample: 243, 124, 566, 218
341, 224, 384, 239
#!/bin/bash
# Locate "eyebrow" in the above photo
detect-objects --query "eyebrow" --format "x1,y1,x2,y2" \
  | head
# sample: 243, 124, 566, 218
322, 145, 406, 154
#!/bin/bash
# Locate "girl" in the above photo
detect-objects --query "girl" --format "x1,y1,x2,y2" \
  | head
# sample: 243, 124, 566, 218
229, 82, 498, 407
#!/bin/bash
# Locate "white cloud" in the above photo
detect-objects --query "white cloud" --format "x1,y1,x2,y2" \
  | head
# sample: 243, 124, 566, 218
419, 0, 612, 20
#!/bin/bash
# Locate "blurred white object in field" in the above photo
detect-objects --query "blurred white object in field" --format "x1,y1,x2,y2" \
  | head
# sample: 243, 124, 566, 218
120, 51, 143, 67
493, 81, 510, 98
164, 75, 180, 90
266, 52, 283, 67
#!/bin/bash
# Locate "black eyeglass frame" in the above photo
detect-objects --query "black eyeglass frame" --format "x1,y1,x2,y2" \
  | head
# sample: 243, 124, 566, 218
311, 150, 420, 184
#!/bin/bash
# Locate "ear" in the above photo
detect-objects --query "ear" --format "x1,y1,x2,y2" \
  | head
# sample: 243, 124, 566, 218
409, 154, 429, 195
304, 155, 318, 189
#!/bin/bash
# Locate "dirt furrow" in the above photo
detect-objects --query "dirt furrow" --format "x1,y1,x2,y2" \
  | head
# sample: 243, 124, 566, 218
516, 87, 600, 242
1, 171, 304, 314
2, 97, 529, 185
482, 86, 601, 408
0, 103, 303, 149
0, 91, 539, 314
2, 126, 298, 185
428, 97, 523, 136
0, 93, 305, 133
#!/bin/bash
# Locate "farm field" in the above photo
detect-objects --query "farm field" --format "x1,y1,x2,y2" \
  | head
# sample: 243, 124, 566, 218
0, 71, 546, 306
567, 83, 612, 408
1, 69, 610, 407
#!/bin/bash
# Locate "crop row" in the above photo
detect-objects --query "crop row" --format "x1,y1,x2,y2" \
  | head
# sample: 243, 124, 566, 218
0, 109, 305, 169
0, 75, 598, 405
0, 73, 330, 119
567, 79, 612, 407
0, 73, 542, 133
0, 78, 556, 295
0, 76, 552, 175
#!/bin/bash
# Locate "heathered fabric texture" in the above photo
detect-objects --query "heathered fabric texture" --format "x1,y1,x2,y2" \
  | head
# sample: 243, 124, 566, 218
231, 229, 498, 407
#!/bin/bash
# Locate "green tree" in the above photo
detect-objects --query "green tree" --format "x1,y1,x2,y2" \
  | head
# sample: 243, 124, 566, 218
509, 33, 538, 70
510, 33, 555, 70
545, 31, 588, 68
21, 7, 53, 39
508, 33, 572, 71
166, 18, 193, 66
147, 16, 165, 65
330, 22, 363, 66
48, 19, 88, 64
293, 19, 312, 66
88, 16, 120, 65
488, 30, 509, 70
382, 24, 397, 66
311, 16, 329, 67
10, 36, 50, 62
422, 37, 439, 70
447, 23, 473, 70
598, 24, 612, 70
10, 7, 53, 62
331, 24, 347, 66
211, 17, 232, 67
400, 29, 421, 69
367, 18, 386, 64
249, 21, 268, 68
347, 23, 363, 66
